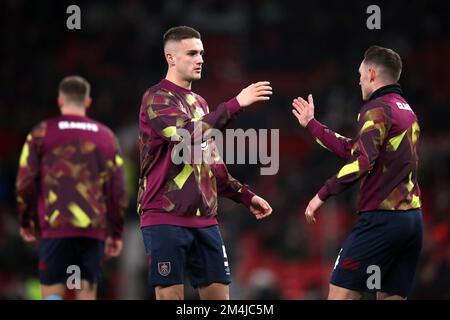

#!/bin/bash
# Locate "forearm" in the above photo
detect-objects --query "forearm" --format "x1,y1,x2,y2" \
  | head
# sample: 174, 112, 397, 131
306, 118, 353, 159
150, 98, 242, 143
214, 164, 255, 207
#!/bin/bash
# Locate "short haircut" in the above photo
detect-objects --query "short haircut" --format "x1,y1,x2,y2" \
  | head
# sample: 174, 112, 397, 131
163, 26, 201, 47
363, 45, 403, 82
58, 75, 90, 105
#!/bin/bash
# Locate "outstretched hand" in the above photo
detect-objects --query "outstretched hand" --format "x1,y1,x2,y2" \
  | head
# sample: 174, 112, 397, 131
236, 81, 272, 107
249, 195, 273, 220
292, 94, 315, 127
305, 194, 324, 224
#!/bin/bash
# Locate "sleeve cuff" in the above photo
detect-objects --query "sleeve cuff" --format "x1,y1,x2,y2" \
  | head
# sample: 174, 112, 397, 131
318, 185, 330, 202
225, 97, 242, 115
240, 186, 256, 208
306, 118, 323, 138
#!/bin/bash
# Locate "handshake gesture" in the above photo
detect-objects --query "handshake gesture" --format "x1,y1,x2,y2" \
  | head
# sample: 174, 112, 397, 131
236, 81, 272, 107
292, 94, 315, 127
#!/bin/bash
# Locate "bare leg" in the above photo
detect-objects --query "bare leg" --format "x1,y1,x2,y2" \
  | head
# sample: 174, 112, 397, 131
155, 284, 184, 300
377, 292, 406, 300
41, 283, 65, 300
198, 283, 229, 300
328, 284, 362, 300
75, 280, 98, 300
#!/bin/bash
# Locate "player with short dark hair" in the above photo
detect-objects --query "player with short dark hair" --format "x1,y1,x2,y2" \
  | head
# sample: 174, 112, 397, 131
363, 45, 402, 82
163, 25, 201, 46
292, 45, 422, 300
138, 26, 273, 300
16, 75, 128, 299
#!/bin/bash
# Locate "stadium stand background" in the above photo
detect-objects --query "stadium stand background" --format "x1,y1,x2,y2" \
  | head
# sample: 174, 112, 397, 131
0, 0, 449, 299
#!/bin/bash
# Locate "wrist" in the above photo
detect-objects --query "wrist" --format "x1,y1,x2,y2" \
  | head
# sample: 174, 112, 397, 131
304, 117, 314, 127
235, 96, 246, 108
227, 97, 242, 114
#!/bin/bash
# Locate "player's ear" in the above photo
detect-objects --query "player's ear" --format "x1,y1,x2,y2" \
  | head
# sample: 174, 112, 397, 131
166, 53, 175, 66
85, 96, 92, 109
369, 67, 377, 82
57, 95, 64, 108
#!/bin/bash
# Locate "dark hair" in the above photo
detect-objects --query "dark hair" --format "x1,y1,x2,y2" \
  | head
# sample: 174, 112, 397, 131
163, 26, 201, 47
58, 75, 90, 105
364, 45, 403, 82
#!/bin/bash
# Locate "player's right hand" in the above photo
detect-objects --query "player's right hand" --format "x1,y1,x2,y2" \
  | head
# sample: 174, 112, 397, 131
292, 94, 315, 127
19, 221, 38, 242
104, 236, 123, 259
249, 195, 273, 220
305, 194, 324, 224
236, 81, 272, 107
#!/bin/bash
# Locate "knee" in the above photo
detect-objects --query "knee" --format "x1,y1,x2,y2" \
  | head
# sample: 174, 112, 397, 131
328, 284, 361, 300
156, 285, 184, 300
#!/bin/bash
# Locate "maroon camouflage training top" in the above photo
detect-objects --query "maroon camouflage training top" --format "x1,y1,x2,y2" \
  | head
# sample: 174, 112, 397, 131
306, 84, 421, 212
138, 79, 255, 228
16, 114, 128, 240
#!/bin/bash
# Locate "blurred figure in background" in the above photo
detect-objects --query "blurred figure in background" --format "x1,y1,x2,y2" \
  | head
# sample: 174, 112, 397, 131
16, 76, 128, 299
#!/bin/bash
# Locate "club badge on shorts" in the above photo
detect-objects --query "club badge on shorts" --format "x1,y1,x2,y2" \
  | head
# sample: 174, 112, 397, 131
158, 262, 171, 276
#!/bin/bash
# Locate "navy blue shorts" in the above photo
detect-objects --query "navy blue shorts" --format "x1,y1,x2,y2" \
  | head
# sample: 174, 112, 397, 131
39, 238, 104, 285
331, 209, 423, 297
141, 225, 231, 288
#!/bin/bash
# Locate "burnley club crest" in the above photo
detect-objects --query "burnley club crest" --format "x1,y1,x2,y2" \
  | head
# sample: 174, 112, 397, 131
158, 262, 171, 276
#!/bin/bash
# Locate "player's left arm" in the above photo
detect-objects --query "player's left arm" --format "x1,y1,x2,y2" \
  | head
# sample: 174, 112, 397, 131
305, 105, 391, 223
292, 94, 354, 160
211, 143, 272, 219
16, 123, 46, 241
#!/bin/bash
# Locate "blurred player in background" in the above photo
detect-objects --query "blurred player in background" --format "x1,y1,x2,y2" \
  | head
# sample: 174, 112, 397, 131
138, 26, 273, 300
292, 46, 423, 300
16, 76, 128, 300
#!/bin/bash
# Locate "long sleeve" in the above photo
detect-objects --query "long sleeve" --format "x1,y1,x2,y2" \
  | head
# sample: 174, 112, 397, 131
144, 91, 242, 143
106, 138, 128, 239
15, 123, 46, 228
306, 118, 354, 160
318, 106, 391, 201
211, 143, 255, 207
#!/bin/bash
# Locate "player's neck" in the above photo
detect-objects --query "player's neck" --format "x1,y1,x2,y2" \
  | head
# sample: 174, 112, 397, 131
60, 105, 86, 117
165, 72, 192, 91
371, 81, 395, 94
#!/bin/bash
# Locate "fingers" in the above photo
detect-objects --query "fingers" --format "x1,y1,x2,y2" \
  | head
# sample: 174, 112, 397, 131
256, 90, 273, 96
105, 244, 119, 258
261, 205, 273, 218
308, 94, 314, 105
292, 98, 303, 108
292, 103, 303, 115
254, 87, 272, 96
250, 84, 272, 102
255, 85, 272, 92
292, 109, 301, 121
104, 238, 123, 258
237, 81, 273, 107
298, 97, 309, 108
252, 82, 272, 95
252, 81, 271, 87
305, 205, 316, 224
20, 227, 37, 242
251, 198, 273, 220
23, 234, 37, 242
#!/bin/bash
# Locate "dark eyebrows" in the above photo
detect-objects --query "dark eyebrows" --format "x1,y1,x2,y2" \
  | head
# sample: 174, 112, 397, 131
186, 49, 204, 55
